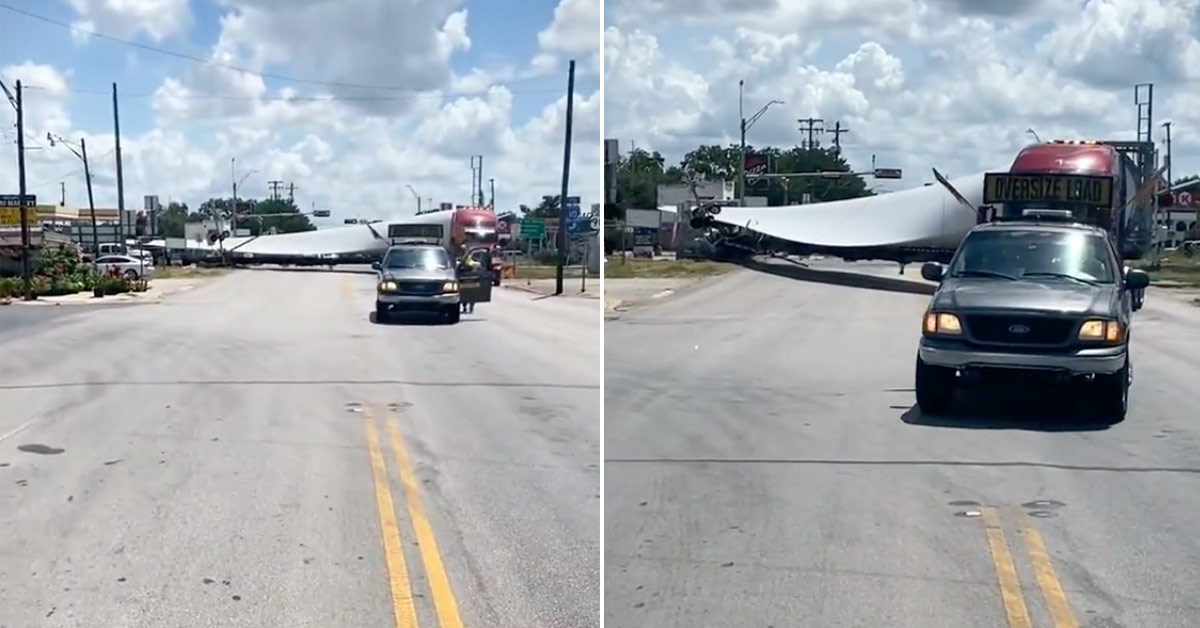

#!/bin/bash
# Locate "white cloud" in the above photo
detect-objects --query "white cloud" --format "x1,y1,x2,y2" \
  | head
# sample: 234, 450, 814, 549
64, 0, 192, 43
605, 0, 1200, 186
1, 0, 601, 221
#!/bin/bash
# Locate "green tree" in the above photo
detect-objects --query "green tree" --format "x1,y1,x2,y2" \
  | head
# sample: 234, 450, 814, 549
522, 195, 561, 218
234, 197, 317, 235
154, 201, 192, 238
614, 148, 668, 212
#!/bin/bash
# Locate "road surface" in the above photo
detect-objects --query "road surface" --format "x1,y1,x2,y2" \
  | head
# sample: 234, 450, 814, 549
0, 268, 600, 628
605, 269, 1200, 628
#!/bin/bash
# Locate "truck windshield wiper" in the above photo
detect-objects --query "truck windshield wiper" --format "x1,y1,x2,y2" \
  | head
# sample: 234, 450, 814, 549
951, 269, 1018, 280
1022, 272, 1100, 286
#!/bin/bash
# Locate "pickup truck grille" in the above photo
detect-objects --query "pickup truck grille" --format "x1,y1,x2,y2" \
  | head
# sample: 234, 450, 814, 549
964, 315, 1075, 346
396, 280, 442, 295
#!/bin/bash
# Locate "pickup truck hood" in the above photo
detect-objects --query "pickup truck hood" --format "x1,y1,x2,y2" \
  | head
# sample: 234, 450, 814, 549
380, 269, 454, 282
932, 278, 1117, 316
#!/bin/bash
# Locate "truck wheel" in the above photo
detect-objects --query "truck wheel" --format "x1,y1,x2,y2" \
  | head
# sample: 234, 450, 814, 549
1092, 360, 1130, 424
446, 307, 461, 324
375, 301, 389, 322
915, 356, 955, 414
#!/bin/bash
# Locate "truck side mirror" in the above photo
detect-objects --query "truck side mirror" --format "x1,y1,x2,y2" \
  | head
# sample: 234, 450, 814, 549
371, 261, 380, 270
1125, 268, 1150, 289
921, 262, 944, 282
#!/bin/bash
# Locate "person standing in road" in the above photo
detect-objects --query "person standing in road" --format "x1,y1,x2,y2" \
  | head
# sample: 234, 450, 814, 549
459, 251, 478, 313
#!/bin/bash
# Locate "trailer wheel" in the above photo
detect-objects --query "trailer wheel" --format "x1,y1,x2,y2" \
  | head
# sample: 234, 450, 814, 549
915, 356, 955, 414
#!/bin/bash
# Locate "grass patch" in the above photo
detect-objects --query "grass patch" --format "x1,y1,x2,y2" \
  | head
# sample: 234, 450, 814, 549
153, 266, 232, 280
507, 264, 587, 280
604, 256, 735, 279
1130, 253, 1200, 288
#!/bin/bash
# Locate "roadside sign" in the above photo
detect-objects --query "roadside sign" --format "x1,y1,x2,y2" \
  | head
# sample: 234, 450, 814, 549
519, 219, 545, 239
565, 195, 581, 220
567, 217, 593, 234
1179, 191, 1194, 207
0, 195, 38, 226
0, 194, 37, 207
874, 168, 903, 179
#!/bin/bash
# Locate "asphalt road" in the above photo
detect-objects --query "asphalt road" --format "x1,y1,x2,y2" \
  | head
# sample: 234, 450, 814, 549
0, 268, 600, 628
604, 269, 1200, 628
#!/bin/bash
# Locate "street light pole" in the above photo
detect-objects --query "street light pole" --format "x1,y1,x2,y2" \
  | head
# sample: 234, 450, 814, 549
406, 184, 421, 213
47, 133, 99, 254
81, 138, 99, 255
737, 79, 784, 205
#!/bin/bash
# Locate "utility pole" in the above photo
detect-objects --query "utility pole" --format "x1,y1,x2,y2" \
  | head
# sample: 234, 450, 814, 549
489, 178, 495, 209
477, 157, 485, 206
60, 182, 65, 205
828, 121, 849, 156
739, 79, 745, 204
1162, 121, 1172, 188
798, 117, 824, 150
267, 180, 283, 201
112, 82, 127, 244
287, 182, 295, 202
7, 79, 34, 300
555, 59, 576, 296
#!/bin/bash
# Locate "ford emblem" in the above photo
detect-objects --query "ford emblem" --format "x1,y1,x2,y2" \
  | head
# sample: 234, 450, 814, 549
1008, 324, 1031, 334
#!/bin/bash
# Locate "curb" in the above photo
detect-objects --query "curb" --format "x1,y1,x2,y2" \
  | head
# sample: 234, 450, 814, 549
502, 283, 598, 299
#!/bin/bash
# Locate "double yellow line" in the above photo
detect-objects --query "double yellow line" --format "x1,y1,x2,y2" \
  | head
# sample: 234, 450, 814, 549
980, 507, 1079, 628
362, 404, 465, 628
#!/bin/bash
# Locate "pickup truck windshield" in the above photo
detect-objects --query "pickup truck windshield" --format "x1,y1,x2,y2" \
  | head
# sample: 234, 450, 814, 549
383, 247, 451, 270
949, 230, 1116, 284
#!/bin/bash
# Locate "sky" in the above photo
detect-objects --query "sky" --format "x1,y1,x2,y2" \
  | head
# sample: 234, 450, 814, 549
0, 0, 602, 226
604, 0, 1200, 195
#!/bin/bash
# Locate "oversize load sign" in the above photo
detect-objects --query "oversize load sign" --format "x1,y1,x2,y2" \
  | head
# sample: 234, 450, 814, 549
983, 173, 1113, 207
388, 223, 442, 239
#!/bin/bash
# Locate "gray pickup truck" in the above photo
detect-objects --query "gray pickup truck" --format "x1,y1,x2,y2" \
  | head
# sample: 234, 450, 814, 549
372, 244, 461, 323
915, 219, 1150, 422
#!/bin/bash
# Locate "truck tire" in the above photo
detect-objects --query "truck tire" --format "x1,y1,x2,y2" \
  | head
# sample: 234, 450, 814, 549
1092, 360, 1130, 424
915, 356, 955, 414
375, 301, 389, 322
446, 307, 461, 324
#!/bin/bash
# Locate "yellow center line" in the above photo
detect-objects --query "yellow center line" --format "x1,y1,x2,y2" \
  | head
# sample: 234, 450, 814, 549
981, 507, 1033, 628
1018, 511, 1080, 628
363, 408, 421, 628
386, 416, 466, 628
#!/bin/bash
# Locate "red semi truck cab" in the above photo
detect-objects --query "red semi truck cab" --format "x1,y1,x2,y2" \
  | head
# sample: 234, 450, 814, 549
980, 140, 1155, 260
451, 207, 503, 285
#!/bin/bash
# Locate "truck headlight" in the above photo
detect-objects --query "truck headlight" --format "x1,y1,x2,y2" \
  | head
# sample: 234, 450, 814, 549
1078, 319, 1122, 343
923, 312, 963, 336
442, 281, 458, 293
378, 280, 397, 292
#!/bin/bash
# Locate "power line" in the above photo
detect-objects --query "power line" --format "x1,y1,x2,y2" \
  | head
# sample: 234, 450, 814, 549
0, 3, 591, 96
18, 83, 575, 101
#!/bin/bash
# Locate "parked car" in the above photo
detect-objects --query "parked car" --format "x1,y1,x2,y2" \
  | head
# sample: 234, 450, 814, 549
93, 255, 154, 280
